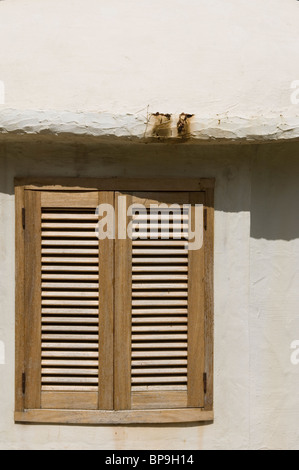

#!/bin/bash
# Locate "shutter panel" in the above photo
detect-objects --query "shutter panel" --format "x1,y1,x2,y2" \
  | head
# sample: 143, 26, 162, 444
24, 191, 113, 411
114, 192, 205, 410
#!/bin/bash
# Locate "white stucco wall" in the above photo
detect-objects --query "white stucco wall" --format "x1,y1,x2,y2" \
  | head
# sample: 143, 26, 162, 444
249, 149, 299, 449
0, 0, 299, 140
0, 0, 298, 450
0, 140, 298, 450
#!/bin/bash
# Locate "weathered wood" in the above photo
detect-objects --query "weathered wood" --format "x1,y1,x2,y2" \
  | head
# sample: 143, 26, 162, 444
204, 188, 214, 411
114, 192, 132, 410
132, 233, 189, 239
132, 292, 188, 298
42, 351, 98, 358
15, 409, 214, 424
42, 300, 99, 306
41, 392, 98, 410
132, 334, 187, 341
132, 359, 187, 366
42, 342, 99, 350
41, 291, 99, 298
15, 180, 214, 423
133, 249, 188, 255
42, 266, 99, 272
42, 240, 99, 246
41, 334, 99, 341
132, 391, 188, 410
132, 350, 188, 358
41, 191, 98, 207
131, 385, 187, 392
42, 222, 98, 229
133, 240, 187, 246
132, 377, 187, 385
132, 283, 188, 289
24, 190, 42, 409
41, 308, 99, 314
132, 317, 188, 324
42, 360, 99, 367
132, 309, 188, 314
187, 192, 205, 408
132, 368, 187, 375
42, 282, 99, 289
42, 231, 98, 238
128, 192, 191, 409
42, 368, 98, 376
42, 317, 99, 324
42, 257, 98, 264
132, 266, 188, 272
41, 386, 98, 392
42, 213, 98, 220
132, 300, 188, 306
42, 249, 99, 255
98, 191, 114, 410
42, 324, 98, 332
132, 214, 189, 220
132, 325, 187, 332
131, 223, 189, 230
42, 377, 98, 384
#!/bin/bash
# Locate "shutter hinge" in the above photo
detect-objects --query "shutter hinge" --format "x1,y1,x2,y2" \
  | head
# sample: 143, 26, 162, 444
22, 372, 26, 395
22, 208, 25, 229
203, 372, 207, 394
204, 208, 207, 231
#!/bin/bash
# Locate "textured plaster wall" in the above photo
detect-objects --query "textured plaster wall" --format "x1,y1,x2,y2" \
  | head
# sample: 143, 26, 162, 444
249, 147, 299, 449
0, 139, 298, 450
0, 0, 299, 140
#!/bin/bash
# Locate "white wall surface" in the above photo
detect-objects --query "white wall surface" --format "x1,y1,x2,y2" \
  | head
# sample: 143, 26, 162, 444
0, 0, 299, 139
0, 0, 298, 450
0, 139, 298, 450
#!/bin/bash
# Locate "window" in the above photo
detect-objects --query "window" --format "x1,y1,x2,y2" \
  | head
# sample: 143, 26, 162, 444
15, 178, 214, 424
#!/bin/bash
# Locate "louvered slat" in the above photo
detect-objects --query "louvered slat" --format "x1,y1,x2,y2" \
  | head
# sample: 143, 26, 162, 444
42, 308, 99, 314
41, 207, 99, 393
42, 240, 99, 246
132, 266, 188, 272
132, 359, 187, 366
132, 350, 188, 358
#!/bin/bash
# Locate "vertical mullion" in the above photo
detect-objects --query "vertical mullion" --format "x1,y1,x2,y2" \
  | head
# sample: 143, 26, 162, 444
98, 191, 114, 410
187, 192, 205, 408
24, 190, 42, 410
204, 188, 214, 411
114, 192, 132, 410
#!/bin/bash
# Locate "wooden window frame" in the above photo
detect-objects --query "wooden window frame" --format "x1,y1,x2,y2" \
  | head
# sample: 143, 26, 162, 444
15, 177, 214, 425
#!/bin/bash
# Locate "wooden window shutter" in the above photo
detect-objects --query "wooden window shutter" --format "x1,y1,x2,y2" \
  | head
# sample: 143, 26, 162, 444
16, 179, 214, 424
23, 190, 114, 411
114, 192, 205, 411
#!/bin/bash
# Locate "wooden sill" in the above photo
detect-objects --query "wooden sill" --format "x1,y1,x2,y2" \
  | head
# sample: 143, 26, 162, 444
15, 409, 214, 425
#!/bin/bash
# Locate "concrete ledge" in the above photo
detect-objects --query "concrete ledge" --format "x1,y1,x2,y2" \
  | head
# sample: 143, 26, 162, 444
0, 109, 299, 143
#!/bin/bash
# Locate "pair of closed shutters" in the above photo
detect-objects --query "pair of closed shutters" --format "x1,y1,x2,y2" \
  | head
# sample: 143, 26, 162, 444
16, 182, 213, 423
